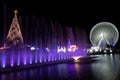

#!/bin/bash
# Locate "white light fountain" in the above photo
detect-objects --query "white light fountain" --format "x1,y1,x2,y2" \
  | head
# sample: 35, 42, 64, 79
72, 56, 81, 63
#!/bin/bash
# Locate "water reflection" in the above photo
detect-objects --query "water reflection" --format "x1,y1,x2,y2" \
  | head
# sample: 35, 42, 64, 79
1, 54, 120, 80
91, 54, 120, 80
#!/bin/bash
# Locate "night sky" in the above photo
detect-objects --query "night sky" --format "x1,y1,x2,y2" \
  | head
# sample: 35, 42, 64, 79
0, 1, 120, 48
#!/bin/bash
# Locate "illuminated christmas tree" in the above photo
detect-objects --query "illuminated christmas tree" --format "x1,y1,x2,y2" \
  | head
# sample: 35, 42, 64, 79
4, 10, 24, 47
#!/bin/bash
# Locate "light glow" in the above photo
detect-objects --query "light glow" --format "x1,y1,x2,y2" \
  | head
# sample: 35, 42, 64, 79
0, 10, 88, 69
30, 47, 35, 50
57, 46, 66, 53
90, 22, 119, 49
67, 45, 78, 52
72, 56, 81, 62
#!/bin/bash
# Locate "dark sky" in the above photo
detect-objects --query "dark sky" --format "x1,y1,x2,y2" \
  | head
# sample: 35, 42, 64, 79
1, 1, 120, 29
0, 1, 120, 48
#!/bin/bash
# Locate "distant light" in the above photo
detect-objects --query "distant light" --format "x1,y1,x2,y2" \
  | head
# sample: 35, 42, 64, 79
11, 60, 14, 67
91, 46, 100, 52
30, 47, 35, 50
39, 60, 42, 63
104, 50, 107, 53
83, 49, 86, 51
17, 63, 20, 66
57, 46, 66, 53
68, 48, 72, 52
17, 62, 20, 66
100, 33, 104, 38
0, 47, 4, 50
99, 49, 102, 52
24, 62, 27, 65
57, 46, 61, 53
46, 48, 50, 52
11, 64, 13, 67
87, 49, 93, 53
110, 49, 112, 53
68, 45, 78, 52
29, 61, 32, 64
63, 47, 66, 53
2, 64, 5, 68
36, 47, 39, 50
26, 45, 31, 47
35, 60, 37, 63
110, 53, 113, 56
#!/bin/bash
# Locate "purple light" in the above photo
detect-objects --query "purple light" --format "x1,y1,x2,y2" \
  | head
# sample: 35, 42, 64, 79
52, 57, 54, 61
10, 55, 14, 67
35, 54, 38, 63
2, 62, 5, 68
39, 57, 42, 63
23, 53, 27, 65
35, 59, 37, 63
17, 61, 20, 66
29, 54, 32, 64
2, 55, 6, 68
39, 59, 42, 63
48, 56, 51, 61
17, 57, 20, 66
24, 62, 27, 65
29, 60, 32, 64
24, 58, 27, 65
0, 12, 88, 69
11, 61, 14, 67
55, 58, 57, 61
44, 57, 46, 62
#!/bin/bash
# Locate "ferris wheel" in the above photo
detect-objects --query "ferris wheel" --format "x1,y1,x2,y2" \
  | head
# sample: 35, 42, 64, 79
90, 22, 119, 49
